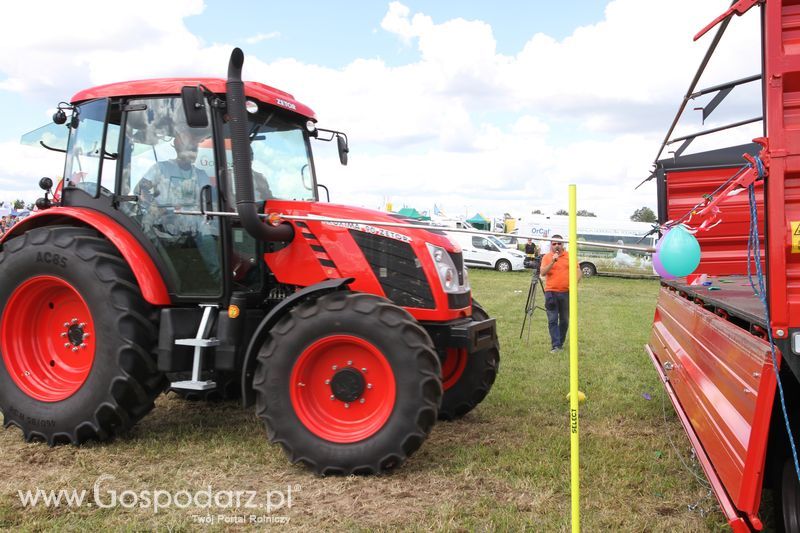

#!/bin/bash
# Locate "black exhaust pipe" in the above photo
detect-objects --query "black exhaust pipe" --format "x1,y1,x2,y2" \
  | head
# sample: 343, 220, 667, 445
227, 48, 294, 242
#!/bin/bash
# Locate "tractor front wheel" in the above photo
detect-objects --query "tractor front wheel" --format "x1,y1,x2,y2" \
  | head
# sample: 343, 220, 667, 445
0, 226, 166, 444
438, 300, 500, 420
253, 291, 441, 475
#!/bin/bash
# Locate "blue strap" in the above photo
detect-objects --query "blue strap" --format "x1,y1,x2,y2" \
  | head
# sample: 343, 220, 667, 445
747, 181, 800, 483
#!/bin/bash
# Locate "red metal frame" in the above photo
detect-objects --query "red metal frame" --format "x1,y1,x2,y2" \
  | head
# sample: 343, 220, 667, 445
0, 208, 170, 305
71, 78, 316, 120
664, 167, 766, 276
763, 0, 800, 337
646, 341, 751, 532
649, 4, 800, 527
650, 288, 777, 529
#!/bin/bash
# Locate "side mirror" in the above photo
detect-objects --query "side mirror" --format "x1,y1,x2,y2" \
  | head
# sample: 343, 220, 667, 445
336, 134, 349, 165
52, 109, 67, 125
181, 86, 209, 128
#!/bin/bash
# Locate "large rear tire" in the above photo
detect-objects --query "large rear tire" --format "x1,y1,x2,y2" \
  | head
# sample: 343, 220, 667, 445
253, 291, 441, 475
0, 226, 166, 444
438, 300, 500, 420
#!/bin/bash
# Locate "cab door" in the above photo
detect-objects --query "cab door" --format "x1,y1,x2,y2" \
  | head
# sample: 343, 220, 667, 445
119, 97, 223, 298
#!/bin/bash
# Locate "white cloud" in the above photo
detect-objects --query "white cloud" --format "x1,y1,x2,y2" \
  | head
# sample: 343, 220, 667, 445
0, 0, 207, 98
245, 32, 281, 44
0, 142, 64, 204
0, 0, 762, 221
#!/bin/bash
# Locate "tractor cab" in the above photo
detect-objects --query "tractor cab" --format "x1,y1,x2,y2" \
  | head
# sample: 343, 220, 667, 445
25, 77, 347, 301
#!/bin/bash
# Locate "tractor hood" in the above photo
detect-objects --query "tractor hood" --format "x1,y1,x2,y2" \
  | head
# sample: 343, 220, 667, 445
297, 201, 459, 251
262, 200, 471, 321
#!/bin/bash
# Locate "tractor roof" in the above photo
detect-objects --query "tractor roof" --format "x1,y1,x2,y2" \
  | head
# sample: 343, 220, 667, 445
71, 78, 316, 120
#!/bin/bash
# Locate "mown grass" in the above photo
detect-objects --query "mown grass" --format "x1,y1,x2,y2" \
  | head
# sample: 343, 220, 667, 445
0, 270, 730, 530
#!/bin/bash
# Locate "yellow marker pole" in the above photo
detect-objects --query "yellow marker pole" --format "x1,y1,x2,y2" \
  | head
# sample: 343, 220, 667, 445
568, 184, 580, 532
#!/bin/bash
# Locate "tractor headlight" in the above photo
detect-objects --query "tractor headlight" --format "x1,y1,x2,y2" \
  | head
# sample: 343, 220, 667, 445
427, 243, 466, 294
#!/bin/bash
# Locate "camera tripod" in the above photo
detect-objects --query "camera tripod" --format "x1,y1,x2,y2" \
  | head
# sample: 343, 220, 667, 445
519, 262, 546, 343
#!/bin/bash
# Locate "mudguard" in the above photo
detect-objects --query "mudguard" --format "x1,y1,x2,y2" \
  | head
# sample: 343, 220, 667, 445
240, 277, 354, 407
0, 208, 170, 305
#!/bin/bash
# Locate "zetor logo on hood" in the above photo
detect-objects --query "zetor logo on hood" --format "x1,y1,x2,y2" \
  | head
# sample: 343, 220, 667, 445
323, 221, 412, 243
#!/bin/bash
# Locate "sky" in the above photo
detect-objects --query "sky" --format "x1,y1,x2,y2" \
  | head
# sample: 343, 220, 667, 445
0, 0, 763, 220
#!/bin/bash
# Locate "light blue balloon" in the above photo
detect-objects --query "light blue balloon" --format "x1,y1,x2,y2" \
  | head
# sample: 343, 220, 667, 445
659, 225, 701, 277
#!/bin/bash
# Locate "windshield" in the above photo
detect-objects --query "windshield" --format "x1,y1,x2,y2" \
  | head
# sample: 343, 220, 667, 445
488, 236, 510, 249
21, 122, 70, 152
226, 112, 316, 205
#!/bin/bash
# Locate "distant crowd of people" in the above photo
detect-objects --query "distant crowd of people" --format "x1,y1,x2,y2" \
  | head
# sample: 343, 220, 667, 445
0, 215, 20, 236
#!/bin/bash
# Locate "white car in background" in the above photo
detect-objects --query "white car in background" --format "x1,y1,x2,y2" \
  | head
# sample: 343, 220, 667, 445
447, 233, 526, 272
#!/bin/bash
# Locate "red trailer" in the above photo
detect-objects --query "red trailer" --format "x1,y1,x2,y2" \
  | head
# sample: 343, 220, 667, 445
646, 1, 800, 530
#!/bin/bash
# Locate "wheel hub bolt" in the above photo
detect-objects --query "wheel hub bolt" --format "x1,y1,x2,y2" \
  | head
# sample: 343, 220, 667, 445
71, 347, 78, 353
71, 318, 78, 324
367, 383, 373, 389
344, 403, 350, 408
79, 323, 86, 328
347, 360, 352, 366
330, 395, 335, 400
60, 332, 67, 338
298, 382, 305, 387
359, 398, 365, 404
361, 367, 367, 373
64, 343, 70, 348
332, 365, 338, 370
63, 322, 69, 328
80, 343, 87, 349
324, 379, 330, 385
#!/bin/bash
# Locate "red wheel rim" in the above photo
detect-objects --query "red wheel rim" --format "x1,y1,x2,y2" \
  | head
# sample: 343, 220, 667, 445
1, 276, 95, 402
290, 335, 396, 443
442, 348, 467, 390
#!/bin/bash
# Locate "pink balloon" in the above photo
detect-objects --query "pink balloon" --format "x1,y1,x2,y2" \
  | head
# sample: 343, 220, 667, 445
653, 251, 676, 279
656, 228, 670, 253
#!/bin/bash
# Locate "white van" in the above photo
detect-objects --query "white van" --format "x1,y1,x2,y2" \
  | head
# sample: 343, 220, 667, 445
515, 214, 657, 276
447, 232, 526, 273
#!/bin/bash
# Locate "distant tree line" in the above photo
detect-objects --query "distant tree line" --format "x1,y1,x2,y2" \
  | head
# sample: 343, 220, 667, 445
527, 206, 656, 221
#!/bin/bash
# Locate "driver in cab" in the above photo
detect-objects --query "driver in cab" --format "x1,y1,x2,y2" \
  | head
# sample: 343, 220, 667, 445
134, 130, 220, 280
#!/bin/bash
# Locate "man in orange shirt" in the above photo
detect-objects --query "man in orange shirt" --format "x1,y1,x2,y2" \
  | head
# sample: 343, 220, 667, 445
539, 235, 581, 352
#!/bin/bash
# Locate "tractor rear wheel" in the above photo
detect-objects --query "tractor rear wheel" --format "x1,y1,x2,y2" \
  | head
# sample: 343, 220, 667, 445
438, 300, 500, 420
779, 458, 800, 532
0, 226, 166, 444
253, 291, 441, 475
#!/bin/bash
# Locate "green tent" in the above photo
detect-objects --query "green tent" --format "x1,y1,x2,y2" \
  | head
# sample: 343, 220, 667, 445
397, 207, 430, 221
467, 212, 490, 231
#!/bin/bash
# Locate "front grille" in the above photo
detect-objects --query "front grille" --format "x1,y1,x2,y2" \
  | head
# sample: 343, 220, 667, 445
448, 251, 464, 285
349, 230, 435, 309
448, 291, 471, 309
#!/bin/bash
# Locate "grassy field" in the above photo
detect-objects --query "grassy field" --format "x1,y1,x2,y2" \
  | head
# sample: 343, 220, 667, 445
0, 270, 730, 531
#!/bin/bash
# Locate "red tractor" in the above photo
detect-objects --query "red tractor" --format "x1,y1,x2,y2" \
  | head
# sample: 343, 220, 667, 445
0, 49, 499, 474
